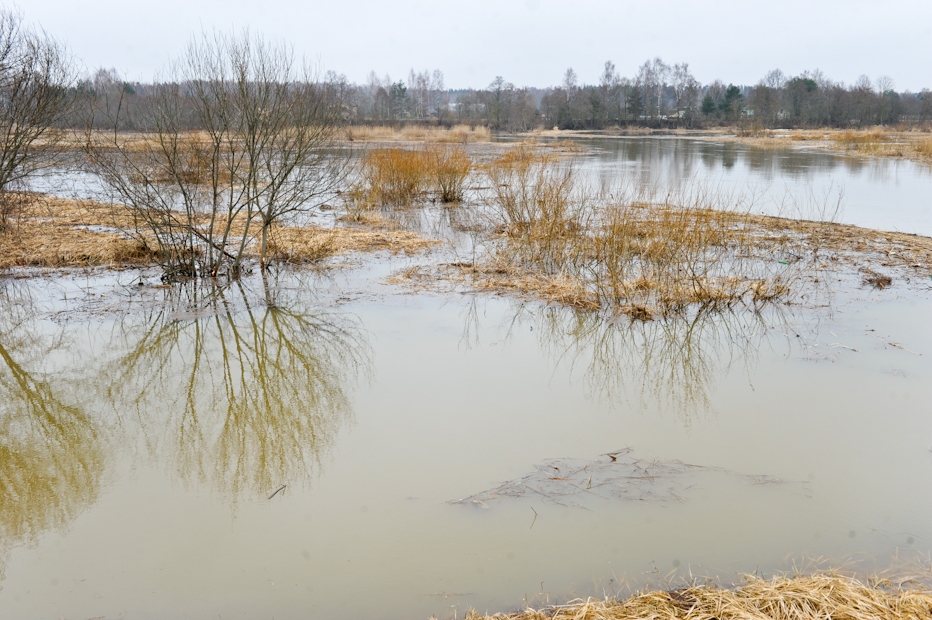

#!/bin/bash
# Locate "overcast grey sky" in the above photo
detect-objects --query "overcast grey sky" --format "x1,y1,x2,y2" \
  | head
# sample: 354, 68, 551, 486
22, 0, 932, 90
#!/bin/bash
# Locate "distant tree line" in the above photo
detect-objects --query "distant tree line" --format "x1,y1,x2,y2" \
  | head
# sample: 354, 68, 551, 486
67, 57, 932, 133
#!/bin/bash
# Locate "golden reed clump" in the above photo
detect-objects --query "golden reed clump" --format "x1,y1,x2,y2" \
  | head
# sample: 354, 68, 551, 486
464, 573, 932, 620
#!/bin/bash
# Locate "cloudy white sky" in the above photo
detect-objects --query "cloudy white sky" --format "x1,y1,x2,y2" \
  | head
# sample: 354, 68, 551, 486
22, 0, 932, 90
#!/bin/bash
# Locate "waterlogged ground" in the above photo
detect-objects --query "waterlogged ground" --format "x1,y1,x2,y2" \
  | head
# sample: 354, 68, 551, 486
503, 135, 932, 235
2, 139, 932, 619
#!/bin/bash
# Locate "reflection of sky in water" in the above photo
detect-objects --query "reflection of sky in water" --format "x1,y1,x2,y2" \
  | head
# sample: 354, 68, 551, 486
564, 137, 932, 236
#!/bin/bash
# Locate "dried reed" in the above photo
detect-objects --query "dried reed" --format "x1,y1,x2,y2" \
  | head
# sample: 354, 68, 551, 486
357, 147, 430, 207
465, 572, 932, 620
472, 151, 806, 317
428, 144, 472, 203
349, 144, 475, 216
342, 124, 491, 143
267, 225, 438, 263
0, 193, 436, 272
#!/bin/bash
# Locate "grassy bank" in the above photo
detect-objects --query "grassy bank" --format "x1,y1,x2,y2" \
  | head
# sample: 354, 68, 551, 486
719, 127, 932, 164
463, 572, 932, 620
341, 124, 491, 143
512, 127, 932, 165
0, 193, 436, 271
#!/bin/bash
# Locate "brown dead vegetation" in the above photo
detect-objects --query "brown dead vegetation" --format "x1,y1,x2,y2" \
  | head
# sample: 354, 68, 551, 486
390, 148, 932, 318
0, 194, 152, 269
346, 144, 473, 219
341, 124, 491, 144
718, 127, 932, 164
0, 193, 436, 272
267, 225, 437, 264
465, 572, 932, 620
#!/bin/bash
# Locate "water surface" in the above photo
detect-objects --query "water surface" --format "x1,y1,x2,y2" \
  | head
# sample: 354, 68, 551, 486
2, 139, 932, 619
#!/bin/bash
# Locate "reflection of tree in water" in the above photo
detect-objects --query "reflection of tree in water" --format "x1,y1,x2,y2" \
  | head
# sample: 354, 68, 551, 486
0, 283, 104, 583
468, 300, 792, 421
108, 279, 370, 502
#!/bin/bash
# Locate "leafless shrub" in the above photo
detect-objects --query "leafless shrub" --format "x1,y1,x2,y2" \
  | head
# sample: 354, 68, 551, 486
0, 9, 75, 218
84, 31, 347, 279
0, 188, 24, 231
485, 146, 590, 273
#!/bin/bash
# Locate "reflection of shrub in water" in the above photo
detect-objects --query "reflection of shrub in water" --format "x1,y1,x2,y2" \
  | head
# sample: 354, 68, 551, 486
108, 281, 370, 503
468, 300, 793, 421
0, 283, 104, 582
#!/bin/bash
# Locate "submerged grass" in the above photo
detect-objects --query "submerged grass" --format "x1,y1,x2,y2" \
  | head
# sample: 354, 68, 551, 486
464, 572, 932, 620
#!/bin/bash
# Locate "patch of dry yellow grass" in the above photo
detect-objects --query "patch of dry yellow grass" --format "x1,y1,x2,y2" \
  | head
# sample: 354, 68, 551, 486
346, 144, 475, 219
267, 225, 438, 263
0, 194, 152, 269
717, 127, 932, 163
465, 573, 932, 620
342, 124, 491, 143
390, 148, 932, 317
0, 193, 436, 272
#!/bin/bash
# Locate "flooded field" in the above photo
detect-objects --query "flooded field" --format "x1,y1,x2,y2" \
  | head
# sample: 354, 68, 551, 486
508, 136, 932, 235
2, 138, 932, 619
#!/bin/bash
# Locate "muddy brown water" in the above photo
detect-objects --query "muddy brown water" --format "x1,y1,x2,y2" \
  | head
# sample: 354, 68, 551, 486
3, 139, 932, 619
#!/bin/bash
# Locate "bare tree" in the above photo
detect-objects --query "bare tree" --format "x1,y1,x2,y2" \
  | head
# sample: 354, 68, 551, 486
636, 58, 670, 121
85, 30, 347, 279
876, 75, 895, 125
599, 61, 621, 126
671, 63, 700, 126
0, 8, 75, 227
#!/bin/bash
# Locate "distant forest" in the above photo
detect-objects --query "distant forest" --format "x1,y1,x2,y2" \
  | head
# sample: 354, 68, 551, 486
81, 57, 931, 132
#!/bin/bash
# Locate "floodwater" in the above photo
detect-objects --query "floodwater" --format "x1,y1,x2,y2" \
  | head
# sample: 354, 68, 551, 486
504, 136, 932, 236
3, 140, 932, 619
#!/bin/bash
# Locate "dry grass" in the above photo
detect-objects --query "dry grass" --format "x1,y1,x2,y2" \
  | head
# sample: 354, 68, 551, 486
833, 129, 890, 147
0, 192, 436, 272
914, 137, 932, 157
483, 146, 588, 275
391, 148, 932, 318
716, 127, 932, 163
357, 148, 431, 207
341, 124, 491, 144
464, 572, 932, 620
472, 151, 808, 317
347, 144, 475, 218
0, 194, 153, 269
266, 224, 438, 263
429, 144, 472, 203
